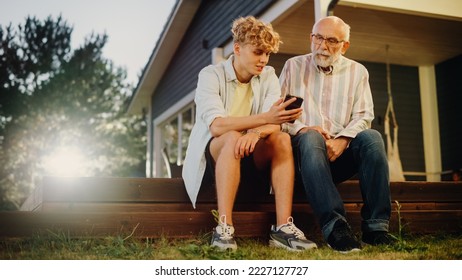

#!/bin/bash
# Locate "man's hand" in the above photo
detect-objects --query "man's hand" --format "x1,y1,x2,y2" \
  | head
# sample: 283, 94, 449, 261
264, 98, 302, 124
326, 137, 350, 162
234, 132, 260, 158
297, 127, 350, 162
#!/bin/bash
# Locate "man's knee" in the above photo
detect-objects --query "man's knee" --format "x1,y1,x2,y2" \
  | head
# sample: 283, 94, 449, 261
298, 130, 326, 149
212, 131, 242, 155
268, 131, 290, 141
356, 129, 385, 149
355, 130, 387, 164
358, 129, 382, 140
267, 131, 291, 147
221, 130, 242, 145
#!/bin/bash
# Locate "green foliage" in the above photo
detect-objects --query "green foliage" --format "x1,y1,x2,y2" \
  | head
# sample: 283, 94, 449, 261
0, 16, 146, 210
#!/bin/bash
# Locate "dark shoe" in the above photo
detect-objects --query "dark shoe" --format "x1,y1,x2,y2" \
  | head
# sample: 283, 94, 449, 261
327, 220, 361, 253
362, 231, 396, 246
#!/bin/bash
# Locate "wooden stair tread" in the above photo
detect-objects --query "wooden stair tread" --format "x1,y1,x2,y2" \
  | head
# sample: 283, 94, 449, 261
20, 177, 462, 211
1, 209, 461, 238
1, 176, 459, 239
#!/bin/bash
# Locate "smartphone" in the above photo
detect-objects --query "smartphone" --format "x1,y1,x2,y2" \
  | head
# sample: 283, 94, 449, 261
283, 94, 303, 123
284, 94, 304, 110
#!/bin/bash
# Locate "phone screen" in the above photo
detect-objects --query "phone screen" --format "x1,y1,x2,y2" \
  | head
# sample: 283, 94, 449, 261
284, 94, 303, 110
283, 94, 303, 123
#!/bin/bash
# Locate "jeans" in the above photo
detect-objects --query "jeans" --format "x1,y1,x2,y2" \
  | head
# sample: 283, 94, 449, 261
292, 129, 391, 240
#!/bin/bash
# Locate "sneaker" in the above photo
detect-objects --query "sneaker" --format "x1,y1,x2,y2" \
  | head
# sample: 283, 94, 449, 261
269, 217, 318, 251
362, 231, 396, 246
211, 215, 237, 251
327, 220, 361, 253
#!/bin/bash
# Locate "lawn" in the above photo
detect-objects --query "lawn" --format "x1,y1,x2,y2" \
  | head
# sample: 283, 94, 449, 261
1, 231, 461, 260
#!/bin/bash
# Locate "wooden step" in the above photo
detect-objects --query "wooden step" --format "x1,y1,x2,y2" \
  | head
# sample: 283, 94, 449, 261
1, 209, 461, 238
0, 176, 459, 239
20, 177, 462, 210
29, 201, 462, 213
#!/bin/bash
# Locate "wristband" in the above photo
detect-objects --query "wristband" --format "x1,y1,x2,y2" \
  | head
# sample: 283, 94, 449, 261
247, 129, 261, 139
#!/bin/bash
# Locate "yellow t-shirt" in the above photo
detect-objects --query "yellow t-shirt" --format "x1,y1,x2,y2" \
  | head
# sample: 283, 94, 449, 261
229, 81, 253, 117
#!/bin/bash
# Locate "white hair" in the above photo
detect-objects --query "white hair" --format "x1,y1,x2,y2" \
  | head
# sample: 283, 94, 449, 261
313, 16, 351, 42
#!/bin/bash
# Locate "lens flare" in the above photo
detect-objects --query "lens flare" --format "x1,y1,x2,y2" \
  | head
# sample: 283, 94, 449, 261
42, 146, 89, 177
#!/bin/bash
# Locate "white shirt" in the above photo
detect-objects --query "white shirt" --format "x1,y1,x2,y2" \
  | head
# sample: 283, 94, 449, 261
182, 55, 281, 207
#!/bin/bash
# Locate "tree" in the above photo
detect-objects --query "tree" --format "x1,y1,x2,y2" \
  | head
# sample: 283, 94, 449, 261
0, 16, 146, 210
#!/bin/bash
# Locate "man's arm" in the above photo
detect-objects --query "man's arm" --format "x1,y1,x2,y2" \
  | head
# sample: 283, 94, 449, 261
209, 99, 302, 137
336, 71, 374, 139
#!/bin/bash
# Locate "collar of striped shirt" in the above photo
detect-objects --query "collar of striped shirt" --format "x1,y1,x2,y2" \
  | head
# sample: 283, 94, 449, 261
317, 65, 333, 74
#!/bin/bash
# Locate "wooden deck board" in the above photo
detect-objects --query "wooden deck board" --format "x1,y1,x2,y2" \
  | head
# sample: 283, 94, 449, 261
20, 177, 462, 211
34, 202, 462, 213
1, 210, 461, 238
2, 176, 460, 239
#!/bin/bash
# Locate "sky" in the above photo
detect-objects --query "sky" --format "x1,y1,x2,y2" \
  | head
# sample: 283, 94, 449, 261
0, 0, 177, 85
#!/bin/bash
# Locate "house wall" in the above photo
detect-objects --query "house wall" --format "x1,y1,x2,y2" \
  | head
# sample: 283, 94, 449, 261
151, 0, 275, 120
366, 62, 425, 180
436, 54, 462, 180
149, 0, 458, 181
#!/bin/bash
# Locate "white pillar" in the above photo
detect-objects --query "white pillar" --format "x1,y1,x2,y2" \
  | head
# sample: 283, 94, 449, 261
146, 106, 153, 177
211, 47, 225, 64
418, 65, 442, 181
314, 0, 332, 21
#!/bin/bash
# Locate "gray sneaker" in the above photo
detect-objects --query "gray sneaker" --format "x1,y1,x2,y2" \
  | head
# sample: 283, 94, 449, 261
269, 217, 318, 251
211, 215, 237, 251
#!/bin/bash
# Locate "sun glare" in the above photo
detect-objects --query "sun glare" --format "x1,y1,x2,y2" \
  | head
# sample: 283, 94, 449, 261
42, 146, 89, 177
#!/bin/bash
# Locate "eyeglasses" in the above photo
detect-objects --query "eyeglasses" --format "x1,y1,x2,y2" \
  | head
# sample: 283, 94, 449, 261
311, 33, 344, 47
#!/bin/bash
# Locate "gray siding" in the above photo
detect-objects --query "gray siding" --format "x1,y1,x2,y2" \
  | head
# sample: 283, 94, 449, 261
436, 54, 462, 180
151, 0, 275, 119
151, 0, 458, 181
366, 62, 425, 180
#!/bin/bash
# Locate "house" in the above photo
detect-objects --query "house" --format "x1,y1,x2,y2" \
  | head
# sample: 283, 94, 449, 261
9, 1, 462, 239
128, 0, 462, 181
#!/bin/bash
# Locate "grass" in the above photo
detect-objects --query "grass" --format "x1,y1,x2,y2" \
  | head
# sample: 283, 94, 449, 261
1, 231, 461, 260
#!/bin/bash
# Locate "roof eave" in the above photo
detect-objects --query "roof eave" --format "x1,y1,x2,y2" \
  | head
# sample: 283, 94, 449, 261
127, 0, 201, 115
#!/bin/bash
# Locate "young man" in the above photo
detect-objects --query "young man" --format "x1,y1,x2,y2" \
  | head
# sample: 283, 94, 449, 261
279, 16, 394, 253
182, 16, 317, 251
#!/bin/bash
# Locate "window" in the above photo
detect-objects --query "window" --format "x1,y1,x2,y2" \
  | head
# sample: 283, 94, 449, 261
157, 104, 195, 178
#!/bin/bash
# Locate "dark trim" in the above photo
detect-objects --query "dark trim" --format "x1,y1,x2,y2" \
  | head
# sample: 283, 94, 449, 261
327, 0, 339, 16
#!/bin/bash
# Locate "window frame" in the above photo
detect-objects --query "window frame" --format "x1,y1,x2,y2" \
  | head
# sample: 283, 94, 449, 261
152, 91, 195, 177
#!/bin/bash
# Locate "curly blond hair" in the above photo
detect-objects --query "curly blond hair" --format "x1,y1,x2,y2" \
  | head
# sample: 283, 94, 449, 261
231, 16, 281, 53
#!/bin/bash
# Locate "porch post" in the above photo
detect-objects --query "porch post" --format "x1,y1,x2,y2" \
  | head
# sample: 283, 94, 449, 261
418, 65, 442, 181
314, 0, 331, 20
146, 105, 154, 177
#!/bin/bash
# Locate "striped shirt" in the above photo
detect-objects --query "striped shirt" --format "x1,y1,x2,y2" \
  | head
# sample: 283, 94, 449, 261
279, 53, 374, 139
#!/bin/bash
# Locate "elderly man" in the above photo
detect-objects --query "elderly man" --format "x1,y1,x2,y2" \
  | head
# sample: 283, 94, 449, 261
279, 16, 394, 253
